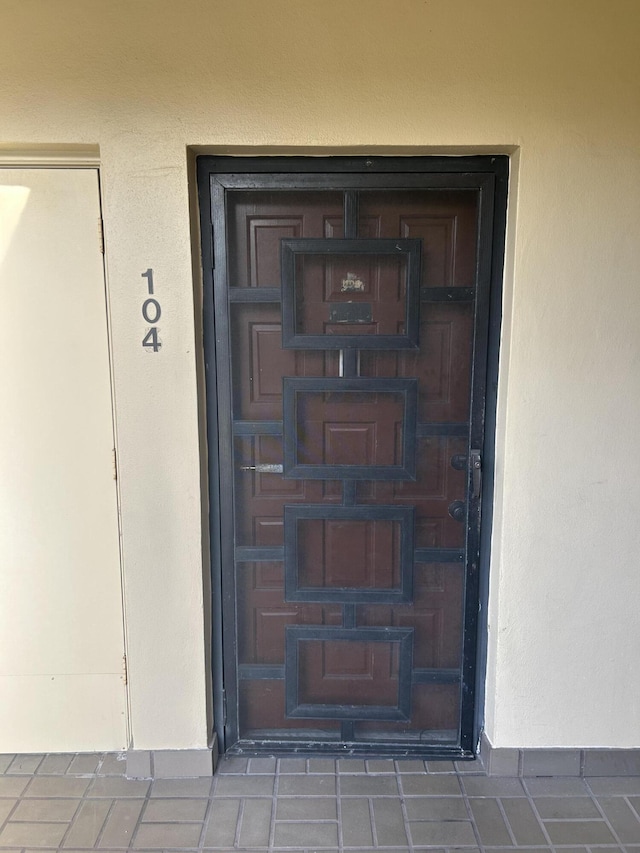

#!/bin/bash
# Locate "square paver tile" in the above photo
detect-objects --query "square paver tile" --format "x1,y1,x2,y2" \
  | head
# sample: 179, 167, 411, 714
395, 760, 428, 773
500, 796, 547, 845
12, 798, 80, 821
274, 821, 338, 848
534, 796, 600, 819
88, 776, 149, 798
202, 797, 240, 847
588, 778, 640, 796
98, 799, 145, 848
247, 757, 277, 774
401, 774, 461, 795
340, 797, 374, 847
24, 776, 89, 798
279, 758, 308, 774
0, 755, 15, 774
6, 755, 44, 775
67, 754, 101, 775
340, 775, 398, 796
467, 797, 512, 845
425, 761, 457, 774
277, 797, 336, 820
237, 797, 272, 847
214, 774, 275, 797
409, 819, 477, 847
215, 756, 248, 774
0, 777, 29, 797
133, 822, 203, 848
456, 759, 485, 775
0, 799, 17, 823
337, 759, 367, 774
0, 821, 67, 847
308, 759, 336, 774
278, 775, 335, 796
544, 820, 617, 845
97, 754, 126, 776
372, 797, 408, 847
366, 760, 395, 774
525, 777, 590, 796
151, 777, 213, 798
143, 797, 208, 822
596, 796, 640, 843
36, 754, 74, 775
61, 799, 111, 848
462, 776, 525, 797
405, 796, 468, 821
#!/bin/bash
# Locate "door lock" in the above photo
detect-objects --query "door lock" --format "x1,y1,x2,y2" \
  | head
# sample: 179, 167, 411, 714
448, 500, 466, 522
450, 453, 467, 471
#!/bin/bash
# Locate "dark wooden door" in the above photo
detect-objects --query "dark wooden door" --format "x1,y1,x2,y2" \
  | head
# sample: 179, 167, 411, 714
199, 158, 507, 757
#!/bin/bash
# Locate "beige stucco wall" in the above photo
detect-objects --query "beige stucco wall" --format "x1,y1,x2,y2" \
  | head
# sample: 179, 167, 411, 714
0, 0, 638, 749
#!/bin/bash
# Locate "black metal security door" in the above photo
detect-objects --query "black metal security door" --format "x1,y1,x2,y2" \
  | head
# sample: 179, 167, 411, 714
198, 156, 507, 758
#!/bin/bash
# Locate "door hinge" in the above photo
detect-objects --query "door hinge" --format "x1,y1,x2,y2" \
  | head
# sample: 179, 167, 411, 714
112, 447, 118, 481
222, 689, 227, 723
122, 654, 128, 686
98, 218, 105, 254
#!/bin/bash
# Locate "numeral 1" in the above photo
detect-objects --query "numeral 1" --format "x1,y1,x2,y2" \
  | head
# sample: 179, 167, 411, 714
141, 268, 154, 294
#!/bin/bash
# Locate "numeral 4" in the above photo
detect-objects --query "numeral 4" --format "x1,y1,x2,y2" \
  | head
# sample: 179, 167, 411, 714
142, 327, 161, 352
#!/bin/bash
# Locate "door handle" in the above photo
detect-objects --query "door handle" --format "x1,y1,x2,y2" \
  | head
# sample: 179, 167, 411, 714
470, 449, 482, 499
239, 463, 283, 474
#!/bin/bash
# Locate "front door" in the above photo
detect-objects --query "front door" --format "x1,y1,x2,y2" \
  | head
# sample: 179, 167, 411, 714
198, 156, 507, 757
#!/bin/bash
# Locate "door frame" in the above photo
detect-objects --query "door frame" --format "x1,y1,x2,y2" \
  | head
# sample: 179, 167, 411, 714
197, 155, 508, 757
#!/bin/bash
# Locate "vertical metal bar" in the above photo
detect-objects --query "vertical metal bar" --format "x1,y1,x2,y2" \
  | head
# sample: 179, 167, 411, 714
341, 349, 358, 377
459, 171, 499, 753
197, 161, 227, 751
472, 157, 509, 751
344, 190, 359, 239
343, 480, 356, 506
204, 174, 239, 749
343, 604, 356, 628
341, 721, 355, 741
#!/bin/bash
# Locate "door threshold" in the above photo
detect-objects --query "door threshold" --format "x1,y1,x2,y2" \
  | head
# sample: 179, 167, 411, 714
225, 739, 474, 761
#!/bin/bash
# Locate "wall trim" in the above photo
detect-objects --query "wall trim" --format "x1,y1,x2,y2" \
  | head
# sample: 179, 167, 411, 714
126, 735, 219, 779
480, 733, 640, 777
0, 145, 100, 167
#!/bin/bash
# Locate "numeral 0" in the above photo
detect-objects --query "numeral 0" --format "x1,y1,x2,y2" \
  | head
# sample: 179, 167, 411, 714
142, 298, 161, 324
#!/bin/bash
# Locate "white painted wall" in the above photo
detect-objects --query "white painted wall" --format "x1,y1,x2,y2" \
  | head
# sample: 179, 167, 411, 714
0, 0, 638, 749
0, 168, 127, 751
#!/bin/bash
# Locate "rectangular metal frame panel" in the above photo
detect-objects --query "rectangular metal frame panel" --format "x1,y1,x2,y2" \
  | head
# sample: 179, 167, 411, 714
285, 626, 414, 720
283, 504, 415, 603
282, 376, 418, 480
281, 237, 422, 349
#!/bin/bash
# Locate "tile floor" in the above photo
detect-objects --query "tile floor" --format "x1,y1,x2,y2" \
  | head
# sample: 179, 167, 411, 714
1, 752, 640, 852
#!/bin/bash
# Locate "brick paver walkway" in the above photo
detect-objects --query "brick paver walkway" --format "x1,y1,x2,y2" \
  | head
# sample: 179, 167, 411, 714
1, 753, 640, 851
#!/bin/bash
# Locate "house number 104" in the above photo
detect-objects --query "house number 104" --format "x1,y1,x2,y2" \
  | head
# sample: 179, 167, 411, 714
141, 269, 162, 352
